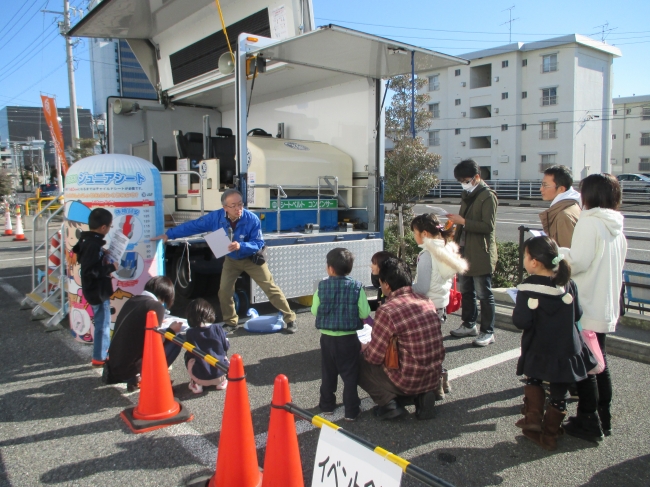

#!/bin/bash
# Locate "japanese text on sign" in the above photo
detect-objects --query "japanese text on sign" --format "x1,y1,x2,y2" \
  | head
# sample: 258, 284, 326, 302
78, 172, 146, 186
269, 199, 338, 210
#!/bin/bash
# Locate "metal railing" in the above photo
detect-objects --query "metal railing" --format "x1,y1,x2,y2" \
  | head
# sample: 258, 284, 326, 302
541, 62, 558, 73
160, 170, 205, 216
540, 129, 557, 139
540, 95, 558, 106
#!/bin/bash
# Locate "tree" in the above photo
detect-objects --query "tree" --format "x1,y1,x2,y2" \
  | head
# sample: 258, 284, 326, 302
69, 138, 97, 163
0, 170, 13, 196
384, 75, 440, 265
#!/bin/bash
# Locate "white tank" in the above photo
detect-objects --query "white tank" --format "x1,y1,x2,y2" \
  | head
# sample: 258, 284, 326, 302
246, 137, 353, 209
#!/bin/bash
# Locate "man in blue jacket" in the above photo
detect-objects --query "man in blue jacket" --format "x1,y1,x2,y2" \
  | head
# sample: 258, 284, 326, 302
152, 189, 297, 333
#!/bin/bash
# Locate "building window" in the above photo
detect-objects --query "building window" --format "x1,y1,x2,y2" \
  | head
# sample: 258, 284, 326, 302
522, 91, 528, 99
643, 107, 650, 120
540, 154, 556, 171
541, 121, 557, 139
455, 69, 461, 76
612, 134, 617, 140
428, 75, 440, 91
626, 109, 632, 115
501, 124, 508, 131
428, 131, 440, 146
625, 158, 630, 164
521, 155, 527, 162
640, 158, 650, 171
522, 59, 528, 67
429, 103, 440, 118
642, 133, 650, 146
455, 99, 461, 106
541, 87, 557, 106
626, 133, 631, 139
522, 123, 527, 131
613, 109, 618, 115
542, 53, 558, 73
455, 128, 461, 135
502, 92, 509, 100
502, 60, 509, 68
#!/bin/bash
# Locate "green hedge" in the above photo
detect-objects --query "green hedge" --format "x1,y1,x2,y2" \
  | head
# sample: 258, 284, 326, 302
494, 240, 524, 288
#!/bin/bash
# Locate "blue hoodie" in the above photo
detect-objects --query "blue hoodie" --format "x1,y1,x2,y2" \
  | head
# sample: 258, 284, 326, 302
165, 208, 263, 260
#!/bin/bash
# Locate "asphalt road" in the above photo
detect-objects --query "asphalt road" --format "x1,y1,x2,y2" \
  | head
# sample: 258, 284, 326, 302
1, 215, 650, 487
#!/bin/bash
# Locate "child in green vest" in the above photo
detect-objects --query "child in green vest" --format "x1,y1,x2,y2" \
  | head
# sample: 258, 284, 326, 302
312, 248, 371, 421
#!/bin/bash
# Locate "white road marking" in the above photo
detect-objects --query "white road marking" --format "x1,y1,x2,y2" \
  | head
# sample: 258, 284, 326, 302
0, 256, 45, 262
0, 276, 522, 469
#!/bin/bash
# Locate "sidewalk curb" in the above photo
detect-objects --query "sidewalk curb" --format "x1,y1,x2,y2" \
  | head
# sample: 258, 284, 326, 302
492, 307, 650, 365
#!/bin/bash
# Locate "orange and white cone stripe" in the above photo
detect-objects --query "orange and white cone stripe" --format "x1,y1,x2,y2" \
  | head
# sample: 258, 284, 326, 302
13, 206, 26, 241
49, 231, 62, 268
3, 209, 12, 236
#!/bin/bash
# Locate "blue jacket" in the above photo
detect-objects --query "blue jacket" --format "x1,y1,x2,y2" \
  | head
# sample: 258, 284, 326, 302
165, 208, 263, 260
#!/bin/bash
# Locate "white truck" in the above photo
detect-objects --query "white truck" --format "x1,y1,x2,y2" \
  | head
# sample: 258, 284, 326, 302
70, 0, 466, 308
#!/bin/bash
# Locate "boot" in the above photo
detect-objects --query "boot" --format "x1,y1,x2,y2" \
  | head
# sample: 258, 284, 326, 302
515, 385, 545, 432
442, 370, 451, 394
524, 405, 566, 451
434, 377, 445, 400
564, 411, 604, 443
598, 406, 612, 437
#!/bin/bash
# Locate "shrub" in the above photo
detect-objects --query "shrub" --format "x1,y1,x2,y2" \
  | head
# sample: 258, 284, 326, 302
493, 240, 525, 288
383, 221, 420, 269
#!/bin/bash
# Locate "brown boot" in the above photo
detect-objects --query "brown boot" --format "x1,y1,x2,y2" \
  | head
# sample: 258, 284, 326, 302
524, 405, 566, 451
434, 377, 445, 400
515, 385, 545, 432
442, 370, 451, 394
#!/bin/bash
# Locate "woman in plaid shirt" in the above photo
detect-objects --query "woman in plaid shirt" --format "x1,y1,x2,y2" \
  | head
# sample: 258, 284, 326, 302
359, 258, 446, 420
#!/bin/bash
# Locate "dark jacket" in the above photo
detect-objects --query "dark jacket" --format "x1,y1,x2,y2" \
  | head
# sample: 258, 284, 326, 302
453, 182, 498, 276
72, 231, 114, 305
512, 275, 597, 383
184, 324, 230, 381
105, 295, 167, 383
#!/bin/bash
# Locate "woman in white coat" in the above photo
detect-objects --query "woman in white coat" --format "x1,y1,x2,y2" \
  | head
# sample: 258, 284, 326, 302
559, 174, 627, 437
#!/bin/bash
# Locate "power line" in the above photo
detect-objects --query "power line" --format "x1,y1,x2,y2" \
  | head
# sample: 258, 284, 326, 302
1, 22, 58, 71
0, 2, 34, 36
0, 61, 67, 107
0, 29, 61, 84
0, 0, 48, 51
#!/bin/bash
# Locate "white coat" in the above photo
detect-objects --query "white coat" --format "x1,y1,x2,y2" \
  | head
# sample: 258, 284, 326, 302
413, 238, 468, 310
559, 208, 627, 333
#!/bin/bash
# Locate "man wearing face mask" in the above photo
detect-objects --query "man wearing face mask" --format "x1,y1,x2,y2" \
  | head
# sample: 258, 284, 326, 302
445, 160, 498, 346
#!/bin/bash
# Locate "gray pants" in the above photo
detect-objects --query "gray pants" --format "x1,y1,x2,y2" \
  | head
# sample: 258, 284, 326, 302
358, 358, 407, 407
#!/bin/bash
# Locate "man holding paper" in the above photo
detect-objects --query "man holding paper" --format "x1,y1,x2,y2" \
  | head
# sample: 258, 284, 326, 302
152, 189, 297, 333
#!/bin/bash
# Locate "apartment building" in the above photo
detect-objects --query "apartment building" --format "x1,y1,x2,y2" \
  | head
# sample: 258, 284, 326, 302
421, 35, 621, 181
610, 95, 650, 175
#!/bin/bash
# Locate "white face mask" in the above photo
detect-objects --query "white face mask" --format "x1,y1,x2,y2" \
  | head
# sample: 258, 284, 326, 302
460, 177, 477, 192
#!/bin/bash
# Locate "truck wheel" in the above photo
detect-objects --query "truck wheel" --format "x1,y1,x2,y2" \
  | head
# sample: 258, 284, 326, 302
233, 289, 249, 315
172, 254, 204, 298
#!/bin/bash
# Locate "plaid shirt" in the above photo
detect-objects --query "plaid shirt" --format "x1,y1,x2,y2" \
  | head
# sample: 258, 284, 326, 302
362, 286, 445, 395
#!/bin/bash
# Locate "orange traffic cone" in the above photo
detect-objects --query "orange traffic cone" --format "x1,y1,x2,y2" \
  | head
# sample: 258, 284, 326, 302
13, 206, 26, 241
3, 208, 12, 236
120, 310, 193, 433
261, 375, 304, 487
208, 354, 263, 487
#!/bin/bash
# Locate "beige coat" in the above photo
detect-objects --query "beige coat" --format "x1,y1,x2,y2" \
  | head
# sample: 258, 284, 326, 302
539, 199, 581, 248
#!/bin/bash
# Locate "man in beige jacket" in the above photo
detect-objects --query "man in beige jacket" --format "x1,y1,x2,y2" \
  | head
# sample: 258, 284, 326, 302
539, 165, 581, 248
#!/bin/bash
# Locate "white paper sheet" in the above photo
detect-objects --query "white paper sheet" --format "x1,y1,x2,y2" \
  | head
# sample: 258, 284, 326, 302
425, 205, 450, 217
528, 229, 547, 237
161, 316, 189, 333
106, 231, 129, 263
357, 324, 373, 344
204, 228, 232, 259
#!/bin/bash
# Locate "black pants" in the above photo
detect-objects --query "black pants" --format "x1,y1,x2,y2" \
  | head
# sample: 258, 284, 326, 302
319, 334, 361, 418
596, 333, 612, 413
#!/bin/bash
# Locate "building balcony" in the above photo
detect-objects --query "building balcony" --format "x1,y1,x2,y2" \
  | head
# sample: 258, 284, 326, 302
541, 96, 558, 106
540, 130, 557, 140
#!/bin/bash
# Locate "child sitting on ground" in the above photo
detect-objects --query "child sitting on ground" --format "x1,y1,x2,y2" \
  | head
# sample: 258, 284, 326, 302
312, 248, 371, 421
71, 208, 117, 368
411, 213, 468, 400
513, 236, 602, 450
184, 298, 230, 394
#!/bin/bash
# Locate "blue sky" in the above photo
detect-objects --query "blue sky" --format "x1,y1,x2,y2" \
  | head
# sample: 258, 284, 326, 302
1, 0, 648, 114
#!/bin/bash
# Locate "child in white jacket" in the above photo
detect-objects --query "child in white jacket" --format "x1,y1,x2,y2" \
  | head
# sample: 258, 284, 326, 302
411, 213, 468, 399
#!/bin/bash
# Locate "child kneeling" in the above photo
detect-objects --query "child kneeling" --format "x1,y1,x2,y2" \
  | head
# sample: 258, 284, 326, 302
312, 248, 371, 421
184, 298, 230, 394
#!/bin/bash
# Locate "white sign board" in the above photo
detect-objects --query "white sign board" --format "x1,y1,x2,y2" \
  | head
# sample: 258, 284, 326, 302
312, 426, 402, 487
270, 5, 288, 40
177, 158, 189, 191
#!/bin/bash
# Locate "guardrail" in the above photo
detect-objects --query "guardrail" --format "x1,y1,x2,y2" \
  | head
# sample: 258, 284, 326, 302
430, 179, 650, 204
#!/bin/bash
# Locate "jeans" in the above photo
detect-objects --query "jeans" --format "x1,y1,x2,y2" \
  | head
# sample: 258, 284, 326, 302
91, 300, 111, 362
458, 274, 495, 334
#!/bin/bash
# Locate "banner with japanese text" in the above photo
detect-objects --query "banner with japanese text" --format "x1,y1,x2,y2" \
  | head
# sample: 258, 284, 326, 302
40, 95, 69, 175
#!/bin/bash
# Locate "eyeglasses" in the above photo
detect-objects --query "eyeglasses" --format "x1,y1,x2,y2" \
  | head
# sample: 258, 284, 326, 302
225, 202, 244, 209
540, 183, 557, 189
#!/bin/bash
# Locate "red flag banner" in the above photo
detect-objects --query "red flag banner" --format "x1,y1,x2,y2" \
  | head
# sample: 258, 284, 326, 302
40, 95, 69, 176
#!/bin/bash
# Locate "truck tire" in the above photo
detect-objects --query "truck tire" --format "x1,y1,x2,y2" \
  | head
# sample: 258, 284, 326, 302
172, 254, 204, 298
233, 289, 250, 315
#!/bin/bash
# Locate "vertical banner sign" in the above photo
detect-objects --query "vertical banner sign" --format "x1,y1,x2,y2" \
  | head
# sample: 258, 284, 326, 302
312, 426, 402, 487
40, 95, 69, 175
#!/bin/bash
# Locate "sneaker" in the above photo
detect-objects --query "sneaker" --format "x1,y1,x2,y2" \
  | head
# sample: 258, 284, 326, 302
374, 400, 407, 421
343, 412, 360, 422
188, 380, 203, 394
221, 324, 237, 334
473, 332, 495, 347
450, 323, 478, 337
319, 410, 334, 417
216, 378, 228, 391
91, 359, 105, 368
285, 321, 297, 334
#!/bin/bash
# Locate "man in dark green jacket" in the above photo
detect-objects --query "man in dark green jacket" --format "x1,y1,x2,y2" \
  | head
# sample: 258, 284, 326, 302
446, 160, 498, 346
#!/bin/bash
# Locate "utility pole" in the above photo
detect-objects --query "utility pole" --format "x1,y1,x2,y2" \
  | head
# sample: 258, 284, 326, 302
63, 0, 79, 149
